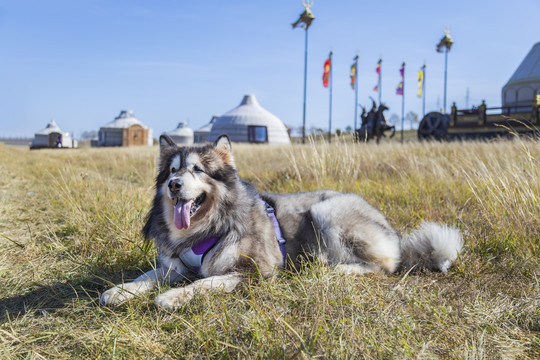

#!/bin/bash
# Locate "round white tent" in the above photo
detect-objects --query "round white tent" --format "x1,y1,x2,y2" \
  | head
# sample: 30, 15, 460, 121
207, 95, 290, 144
168, 122, 194, 145
98, 110, 153, 147
502, 42, 540, 109
30, 119, 77, 149
194, 116, 217, 143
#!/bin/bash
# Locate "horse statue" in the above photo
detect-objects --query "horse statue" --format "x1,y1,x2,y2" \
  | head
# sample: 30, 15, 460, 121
355, 100, 395, 143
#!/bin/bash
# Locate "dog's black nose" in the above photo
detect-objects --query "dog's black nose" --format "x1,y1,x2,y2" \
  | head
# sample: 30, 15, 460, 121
168, 178, 182, 192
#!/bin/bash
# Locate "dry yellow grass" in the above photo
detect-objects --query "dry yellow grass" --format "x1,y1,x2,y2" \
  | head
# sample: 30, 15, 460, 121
0, 137, 538, 359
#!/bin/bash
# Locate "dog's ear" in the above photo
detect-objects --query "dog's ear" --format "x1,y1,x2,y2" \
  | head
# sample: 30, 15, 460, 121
213, 134, 235, 168
159, 134, 176, 153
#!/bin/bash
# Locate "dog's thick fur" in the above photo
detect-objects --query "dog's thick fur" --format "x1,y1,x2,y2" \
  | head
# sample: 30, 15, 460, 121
101, 134, 463, 310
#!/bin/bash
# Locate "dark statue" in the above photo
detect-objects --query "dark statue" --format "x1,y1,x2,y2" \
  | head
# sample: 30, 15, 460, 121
355, 100, 395, 143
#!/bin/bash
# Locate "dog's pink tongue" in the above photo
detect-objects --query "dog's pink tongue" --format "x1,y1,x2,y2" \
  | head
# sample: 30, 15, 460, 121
174, 199, 193, 230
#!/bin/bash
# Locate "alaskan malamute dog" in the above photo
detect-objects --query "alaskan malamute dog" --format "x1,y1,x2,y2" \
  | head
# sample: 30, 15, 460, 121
101, 134, 462, 310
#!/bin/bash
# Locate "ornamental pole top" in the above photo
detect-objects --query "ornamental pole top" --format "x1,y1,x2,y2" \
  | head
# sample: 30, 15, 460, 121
302, 0, 313, 10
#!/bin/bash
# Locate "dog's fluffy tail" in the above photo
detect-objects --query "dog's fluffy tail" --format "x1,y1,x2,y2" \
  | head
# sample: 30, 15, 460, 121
400, 222, 463, 273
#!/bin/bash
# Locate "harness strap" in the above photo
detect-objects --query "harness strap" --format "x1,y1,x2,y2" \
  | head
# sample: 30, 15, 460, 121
177, 236, 219, 274
262, 201, 287, 269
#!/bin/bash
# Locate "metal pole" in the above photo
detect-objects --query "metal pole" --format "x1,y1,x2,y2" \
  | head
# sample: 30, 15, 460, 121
353, 57, 358, 132
378, 61, 382, 105
328, 51, 333, 143
422, 65, 426, 118
302, 28, 309, 144
443, 46, 448, 113
401, 64, 405, 144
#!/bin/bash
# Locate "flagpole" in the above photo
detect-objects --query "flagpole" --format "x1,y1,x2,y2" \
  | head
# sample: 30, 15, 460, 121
436, 29, 453, 114
302, 27, 308, 143
378, 58, 382, 105
401, 62, 405, 144
292, 2, 314, 144
422, 64, 426, 118
328, 51, 333, 143
443, 46, 448, 113
353, 55, 359, 132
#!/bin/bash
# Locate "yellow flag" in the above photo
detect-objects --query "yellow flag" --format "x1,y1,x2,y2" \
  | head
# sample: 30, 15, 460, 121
417, 70, 424, 98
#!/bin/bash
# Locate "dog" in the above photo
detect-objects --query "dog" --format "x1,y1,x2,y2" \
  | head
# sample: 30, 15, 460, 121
101, 134, 463, 310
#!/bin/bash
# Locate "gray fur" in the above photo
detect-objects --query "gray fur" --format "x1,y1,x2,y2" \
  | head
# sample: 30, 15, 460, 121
101, 134, 463, 310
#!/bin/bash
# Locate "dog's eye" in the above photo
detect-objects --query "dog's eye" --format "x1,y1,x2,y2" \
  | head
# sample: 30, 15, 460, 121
193, 165, 204, 173
171, 167, 177, 173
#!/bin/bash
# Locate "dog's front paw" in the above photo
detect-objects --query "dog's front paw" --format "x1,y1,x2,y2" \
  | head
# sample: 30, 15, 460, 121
100, 284, 138, 306
155, 287, 194, 310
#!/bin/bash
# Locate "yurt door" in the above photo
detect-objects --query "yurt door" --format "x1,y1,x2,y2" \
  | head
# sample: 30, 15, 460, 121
127, 124, 145, 146
49, 132, 62, 148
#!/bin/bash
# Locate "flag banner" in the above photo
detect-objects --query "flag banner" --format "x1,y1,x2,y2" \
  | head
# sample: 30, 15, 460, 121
417, 68, 424, 98
350, 62, 357, 90
396, 62, 405, 96
396, 82, 403, 95
323, 57, 331, 88
374, 58, 382, 91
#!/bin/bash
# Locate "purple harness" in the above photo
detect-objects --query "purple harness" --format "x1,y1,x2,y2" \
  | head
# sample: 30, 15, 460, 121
177, 201, 287, 274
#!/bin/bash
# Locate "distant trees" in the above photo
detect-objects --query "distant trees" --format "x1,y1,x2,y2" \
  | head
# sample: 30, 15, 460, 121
406, 111, 419, 130
80, 130, 98, 140
389, 114, 400, 127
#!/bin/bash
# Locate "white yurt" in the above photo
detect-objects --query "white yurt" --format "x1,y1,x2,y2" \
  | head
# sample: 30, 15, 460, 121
502, 42, 540, 108
194, 116, 217, 143
207, 95, 290, 144
168, 122, 194, 145
30, 119, 77, 149
98, 110, 153, 147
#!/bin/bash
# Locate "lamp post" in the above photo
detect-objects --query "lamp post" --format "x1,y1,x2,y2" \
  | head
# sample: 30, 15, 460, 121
436, 29, 453, 113
292, 1, 315, 144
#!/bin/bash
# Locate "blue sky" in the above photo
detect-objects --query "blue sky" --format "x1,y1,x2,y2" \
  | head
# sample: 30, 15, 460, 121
0, 0, 538, 137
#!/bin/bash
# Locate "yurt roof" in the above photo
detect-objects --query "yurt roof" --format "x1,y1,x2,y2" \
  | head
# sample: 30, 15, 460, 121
195, 116, 217, 133
504, 42, 540, 87
207, 94, 290, 144
101, 110, 148, 129
215, 95, 282, 126
35, 119, 64, 135
169, 122, 194, 136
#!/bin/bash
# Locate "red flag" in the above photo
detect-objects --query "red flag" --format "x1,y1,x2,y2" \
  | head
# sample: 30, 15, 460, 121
374, 58, 382, 92
322, 57, 331, 88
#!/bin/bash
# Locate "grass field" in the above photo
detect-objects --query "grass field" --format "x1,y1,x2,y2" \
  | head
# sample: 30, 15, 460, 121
0, 136, 539, 359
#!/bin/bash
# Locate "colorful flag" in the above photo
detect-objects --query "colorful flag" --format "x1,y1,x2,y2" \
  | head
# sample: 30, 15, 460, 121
322, 56, 331, 88
417, 65, 425, 98
350, 56, 358, 90
374, 58, 382, 92
396, 62, 405, 96
396, 83, 403, 95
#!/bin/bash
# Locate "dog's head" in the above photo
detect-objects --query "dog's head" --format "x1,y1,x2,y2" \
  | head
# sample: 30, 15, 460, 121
156, 134, 237, 233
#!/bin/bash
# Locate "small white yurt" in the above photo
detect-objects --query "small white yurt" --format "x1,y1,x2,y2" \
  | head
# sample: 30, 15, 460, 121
30, 119, 77, 149
207, 95, 290, 144
98, 110, 153, 147
502, 42, 540, 108
194, 116, 217, 143
168, 122, 194, 145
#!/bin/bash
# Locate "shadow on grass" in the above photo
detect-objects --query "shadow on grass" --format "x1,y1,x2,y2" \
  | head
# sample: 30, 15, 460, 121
0, 268, 144, 322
